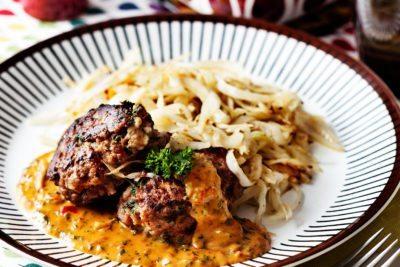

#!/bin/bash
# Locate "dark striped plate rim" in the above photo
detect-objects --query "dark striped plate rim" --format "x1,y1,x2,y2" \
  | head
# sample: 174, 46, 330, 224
0, 14, 399, 267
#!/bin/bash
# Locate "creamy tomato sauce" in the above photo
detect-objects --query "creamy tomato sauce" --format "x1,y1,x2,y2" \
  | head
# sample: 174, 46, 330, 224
18, 153, 270, 267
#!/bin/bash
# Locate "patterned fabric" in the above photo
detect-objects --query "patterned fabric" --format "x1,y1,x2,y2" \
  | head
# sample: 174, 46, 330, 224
322, 22, 357, 58
0, 248, 42, 267
174, 0, 358, 58
0, 0, 158, 62
0, 0, 358, 64
177, 0, 338, 22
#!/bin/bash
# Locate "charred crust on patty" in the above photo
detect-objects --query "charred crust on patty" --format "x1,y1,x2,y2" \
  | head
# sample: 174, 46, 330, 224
117, 176, 197, 245
46, 102, 170, 205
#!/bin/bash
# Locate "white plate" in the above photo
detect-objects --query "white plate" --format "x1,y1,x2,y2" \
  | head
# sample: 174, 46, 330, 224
0, 14, 399, 266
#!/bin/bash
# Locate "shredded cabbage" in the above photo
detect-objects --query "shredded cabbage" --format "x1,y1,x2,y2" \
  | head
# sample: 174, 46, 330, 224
226, 150, 254, 187
32, 54, 342, 221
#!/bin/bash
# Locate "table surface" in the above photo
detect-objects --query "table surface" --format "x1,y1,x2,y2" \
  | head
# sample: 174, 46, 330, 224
0, 1, 398, 266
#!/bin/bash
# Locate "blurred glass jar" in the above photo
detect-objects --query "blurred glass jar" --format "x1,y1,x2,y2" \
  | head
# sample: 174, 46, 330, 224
356, 0, 400, 95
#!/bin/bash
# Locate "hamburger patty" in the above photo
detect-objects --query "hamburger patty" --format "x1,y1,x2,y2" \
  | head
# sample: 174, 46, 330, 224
46, 102, 170, 205
117, 176, 197, 245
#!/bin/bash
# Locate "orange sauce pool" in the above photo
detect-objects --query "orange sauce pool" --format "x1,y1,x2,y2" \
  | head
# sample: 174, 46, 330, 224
18, 153, 270, 266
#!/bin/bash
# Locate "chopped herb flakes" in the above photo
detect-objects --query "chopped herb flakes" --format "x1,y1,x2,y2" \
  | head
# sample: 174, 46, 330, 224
74, 134, 85, 142
112, 134, 122, 142
130, 185, 137, 196
145, 148, 194, 179
125, 199, 138, 213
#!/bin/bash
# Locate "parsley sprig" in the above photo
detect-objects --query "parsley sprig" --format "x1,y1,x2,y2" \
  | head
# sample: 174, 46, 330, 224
145, 147, 194, 179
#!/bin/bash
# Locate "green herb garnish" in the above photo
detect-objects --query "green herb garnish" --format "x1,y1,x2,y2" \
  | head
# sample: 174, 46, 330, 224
74, 134, 85, 143
112, 134, 122, 142
125, 199, 138, 213
130, 185, 137, 196
145, 147, 194, 179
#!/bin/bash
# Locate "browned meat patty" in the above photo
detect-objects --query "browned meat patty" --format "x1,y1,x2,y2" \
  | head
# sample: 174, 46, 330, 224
117, 176, 197, 245
46, 102, 170, 205
197, 147, 243, 204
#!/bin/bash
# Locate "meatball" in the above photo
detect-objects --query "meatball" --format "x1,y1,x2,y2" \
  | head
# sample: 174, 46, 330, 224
46, 102, 170, 205
117, 176, 197, 245
197, 147, 243, 204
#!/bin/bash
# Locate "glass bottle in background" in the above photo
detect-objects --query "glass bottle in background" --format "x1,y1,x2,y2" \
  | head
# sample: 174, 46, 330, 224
356, 0, 400, 96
